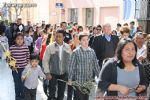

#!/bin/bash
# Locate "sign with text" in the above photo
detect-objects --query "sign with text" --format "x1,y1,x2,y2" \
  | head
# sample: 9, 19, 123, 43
56, 3, 63, 8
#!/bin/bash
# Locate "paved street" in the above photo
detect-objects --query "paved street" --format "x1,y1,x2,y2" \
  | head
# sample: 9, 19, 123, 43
36, 80, 98, 100
36, 80, 47, 100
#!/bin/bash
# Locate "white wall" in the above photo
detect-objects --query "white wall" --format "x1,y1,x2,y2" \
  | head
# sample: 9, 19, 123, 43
35, 0, 50, 24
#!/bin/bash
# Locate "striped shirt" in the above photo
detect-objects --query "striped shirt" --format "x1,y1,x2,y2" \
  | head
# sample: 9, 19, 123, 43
68, 46, 100, 84
9, 44, 30, 68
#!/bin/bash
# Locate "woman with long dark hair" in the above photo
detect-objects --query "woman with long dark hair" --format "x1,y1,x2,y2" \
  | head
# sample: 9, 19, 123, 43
98, 38, 147, 99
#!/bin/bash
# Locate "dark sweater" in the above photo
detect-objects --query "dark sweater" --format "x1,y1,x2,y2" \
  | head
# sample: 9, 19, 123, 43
98, 58, 147, 96
91, 34, 119, 68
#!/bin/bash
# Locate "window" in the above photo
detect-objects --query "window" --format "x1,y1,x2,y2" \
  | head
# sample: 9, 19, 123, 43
69, 8, 78, 23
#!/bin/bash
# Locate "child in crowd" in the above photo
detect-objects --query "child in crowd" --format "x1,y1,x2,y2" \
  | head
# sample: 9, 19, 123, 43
34, 31, 48, 54
24, 31, 33, 54
10, 33, 30, 100
68, 33, 100, 100
22, 53, 46, 100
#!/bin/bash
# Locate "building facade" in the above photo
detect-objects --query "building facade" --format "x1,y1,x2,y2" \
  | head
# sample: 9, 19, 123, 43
49, 0, 124, 29
1, 0, 124, 28
135, 0, 150, 33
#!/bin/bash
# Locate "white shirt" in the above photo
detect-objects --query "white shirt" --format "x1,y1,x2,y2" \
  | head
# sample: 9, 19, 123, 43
22, 64, 46, 89
56, 42, 65, 61
137, 45, 147, 59
58, 44, 63, 61
24, 36, 33, 46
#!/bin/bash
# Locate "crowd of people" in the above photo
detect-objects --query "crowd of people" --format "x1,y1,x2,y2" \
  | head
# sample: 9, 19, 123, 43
0, 18, 150, 100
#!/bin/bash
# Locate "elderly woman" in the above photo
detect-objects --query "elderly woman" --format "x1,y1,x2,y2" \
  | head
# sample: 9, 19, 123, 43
134, 32, 147, 63
98, 38, 147, 99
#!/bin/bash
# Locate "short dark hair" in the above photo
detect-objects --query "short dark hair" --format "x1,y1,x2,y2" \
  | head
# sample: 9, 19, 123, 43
130, 21, 135, 25
96, 25, 102, 30
60, 22, 67, 27
115, 38, 138, 69
73, 22, 78, 26
56, 30, 65, 37
27, 26, 34, 33
14, 33, 24, 40
0, 23, 6, 35
79, 32, 89, 40
97, 25, 102, 28
77, 26, 83, 31
117, 23, 121, 27
123, 23, 128, 26
45, 24, 51, 31
30, 53, 40, 60
93, 26, 97, 31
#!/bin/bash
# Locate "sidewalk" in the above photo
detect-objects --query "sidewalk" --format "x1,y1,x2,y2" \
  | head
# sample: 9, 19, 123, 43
36, 80, 47, 100
36, 80, 97, 100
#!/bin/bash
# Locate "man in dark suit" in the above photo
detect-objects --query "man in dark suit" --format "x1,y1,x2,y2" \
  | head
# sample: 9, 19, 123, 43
92, 23, 119, 69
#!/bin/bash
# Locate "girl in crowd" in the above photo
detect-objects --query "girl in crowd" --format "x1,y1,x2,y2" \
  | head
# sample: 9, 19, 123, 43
34, 30, 48, 54
98, 38, 147, 99
70, 33, 80, 50
24, 27, 34, 54
10, 33, 30, 100
44, 24, 51, 34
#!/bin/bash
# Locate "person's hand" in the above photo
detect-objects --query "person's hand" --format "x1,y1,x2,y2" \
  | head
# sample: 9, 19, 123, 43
138, 56, 144, 62
67, 80, 72, 85
21, 76, 26, 81
118, 85, 129, 95
11, 66, 17, 71
136, 85, 146, 93
46, 74, 52, 80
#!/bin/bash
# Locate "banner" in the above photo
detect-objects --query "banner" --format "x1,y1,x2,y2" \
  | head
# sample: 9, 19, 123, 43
123, 0, 135, 20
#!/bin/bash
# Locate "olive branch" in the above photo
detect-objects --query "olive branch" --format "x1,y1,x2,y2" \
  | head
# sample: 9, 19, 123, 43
0, 41, 18, 73
57, 79, 95, 94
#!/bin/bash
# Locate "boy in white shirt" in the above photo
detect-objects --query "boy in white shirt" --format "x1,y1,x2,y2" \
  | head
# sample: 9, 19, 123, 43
22, 53, 46, 100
